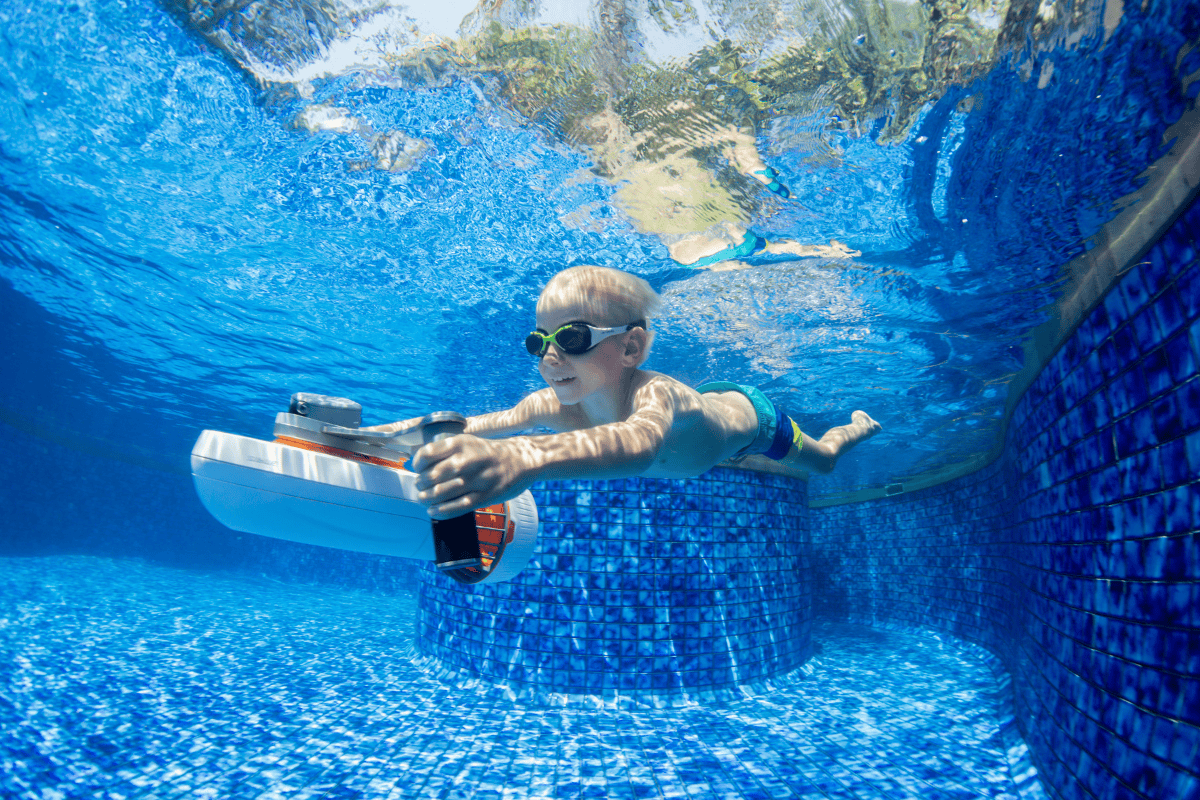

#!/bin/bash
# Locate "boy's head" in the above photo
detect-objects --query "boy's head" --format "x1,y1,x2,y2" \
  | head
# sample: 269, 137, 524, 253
536, 265, 660, 329
533, 266, 660, 381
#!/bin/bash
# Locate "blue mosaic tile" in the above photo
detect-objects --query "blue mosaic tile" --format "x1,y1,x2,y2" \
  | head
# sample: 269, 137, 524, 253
1178, 262, 1200, 316
1113, 321, 1141, 366
1189, 315, 1200, 367
1119, 270, 1153, 318
1153, 286, 1188, 339
1164, 330, 1198, 385
1143, 234, 1178, 299
416, 468, 814, 697
1096, 336, 1122, 380
1103, 282, 1132, 328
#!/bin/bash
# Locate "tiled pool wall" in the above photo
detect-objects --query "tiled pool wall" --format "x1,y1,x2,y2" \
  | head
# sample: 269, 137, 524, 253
418, 469, 814, 698
809, 197, 1200, 800
808, 458, 1018, 648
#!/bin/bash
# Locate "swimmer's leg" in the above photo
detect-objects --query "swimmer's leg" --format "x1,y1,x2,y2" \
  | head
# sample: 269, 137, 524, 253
670, 228, 766, 269
775, 411, 882, 474
762, 240, 861, 259
698, 382, 880, 473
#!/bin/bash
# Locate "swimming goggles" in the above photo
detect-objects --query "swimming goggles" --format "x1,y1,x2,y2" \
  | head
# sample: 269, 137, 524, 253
525, 320, 645, 357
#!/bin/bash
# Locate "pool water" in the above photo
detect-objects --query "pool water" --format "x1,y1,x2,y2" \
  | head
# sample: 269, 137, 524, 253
0, 0, 1192, 494
2, 0, 1198, 798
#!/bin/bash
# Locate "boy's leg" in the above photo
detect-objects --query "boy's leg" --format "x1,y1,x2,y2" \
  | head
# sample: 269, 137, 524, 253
697, 382, 881, 472
776, 411, 882, 474
762, 239, 861, 259
669, 224, 765, 270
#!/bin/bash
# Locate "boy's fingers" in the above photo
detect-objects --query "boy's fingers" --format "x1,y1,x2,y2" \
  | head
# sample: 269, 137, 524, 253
427, 495, 478, 519
410, 437, 461, 472
426, 483, 489, 518
416, 473, 463, 501
410, 435, 505, 514
409, 443, 437, 472
414, 453, 479, 494
419, 468, 498, 514
417, 458, 490, 499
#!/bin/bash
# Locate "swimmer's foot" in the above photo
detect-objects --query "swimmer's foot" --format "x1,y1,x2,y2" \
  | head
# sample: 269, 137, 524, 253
844, 411, 883, 446
820, 410, 882, 460
753, 167, 790, 199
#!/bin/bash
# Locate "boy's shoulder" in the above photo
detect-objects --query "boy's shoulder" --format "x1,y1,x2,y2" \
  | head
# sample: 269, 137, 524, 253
632, 369, 697, 394
629, 370, 709, 413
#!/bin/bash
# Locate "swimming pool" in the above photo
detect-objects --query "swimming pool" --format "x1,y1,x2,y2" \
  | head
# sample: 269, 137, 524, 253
1, 0, 1197, 797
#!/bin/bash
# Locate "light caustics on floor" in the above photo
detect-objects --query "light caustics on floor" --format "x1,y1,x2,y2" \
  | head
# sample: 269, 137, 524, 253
0, 556, 1039, 799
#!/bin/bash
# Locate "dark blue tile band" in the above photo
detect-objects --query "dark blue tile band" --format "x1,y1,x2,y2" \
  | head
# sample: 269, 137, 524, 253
416, 469, 814, 697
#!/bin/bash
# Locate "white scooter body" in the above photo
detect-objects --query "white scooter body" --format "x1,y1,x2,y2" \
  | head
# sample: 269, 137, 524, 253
191, 398, 538, 584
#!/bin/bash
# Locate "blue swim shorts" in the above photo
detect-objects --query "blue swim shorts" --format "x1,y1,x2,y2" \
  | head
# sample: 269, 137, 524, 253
696, 381, 800, 460
676, 233, 767, 269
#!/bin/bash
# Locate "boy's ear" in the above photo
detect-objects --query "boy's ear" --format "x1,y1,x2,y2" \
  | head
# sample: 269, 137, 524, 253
622, 327, 651, 367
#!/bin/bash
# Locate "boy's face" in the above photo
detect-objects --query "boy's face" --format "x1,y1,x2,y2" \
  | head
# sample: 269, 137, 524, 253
535, 301, 631, 407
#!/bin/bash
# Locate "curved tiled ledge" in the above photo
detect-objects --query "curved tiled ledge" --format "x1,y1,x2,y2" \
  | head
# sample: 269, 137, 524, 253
415, 469, 814, 696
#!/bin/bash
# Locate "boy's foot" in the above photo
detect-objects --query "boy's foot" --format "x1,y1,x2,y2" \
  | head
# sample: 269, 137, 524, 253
763, 239, 861, 259
843, 410, 882, 446
818, 410, 883, 459
818, 411, 882, 451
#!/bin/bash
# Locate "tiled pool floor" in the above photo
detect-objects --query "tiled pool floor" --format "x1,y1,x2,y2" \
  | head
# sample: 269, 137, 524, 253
0, 556, 1042, 799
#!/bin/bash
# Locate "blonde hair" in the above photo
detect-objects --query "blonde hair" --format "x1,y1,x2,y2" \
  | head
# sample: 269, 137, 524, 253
536, 266, 660, 328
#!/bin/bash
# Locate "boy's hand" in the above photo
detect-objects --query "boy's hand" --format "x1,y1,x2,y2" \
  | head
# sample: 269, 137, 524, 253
410, 435, 535, 519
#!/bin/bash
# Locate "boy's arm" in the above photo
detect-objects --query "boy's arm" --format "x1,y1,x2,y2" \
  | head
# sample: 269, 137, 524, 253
462, 389, 562, 438
359, 389, 561, 437
411, 378, 677, 518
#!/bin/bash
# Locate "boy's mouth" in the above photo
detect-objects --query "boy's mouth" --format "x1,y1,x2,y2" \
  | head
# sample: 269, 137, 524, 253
552, 377, 576, 386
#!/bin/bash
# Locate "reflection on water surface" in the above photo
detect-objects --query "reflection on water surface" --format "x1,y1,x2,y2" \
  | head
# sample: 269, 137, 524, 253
0, 0, 1192, 493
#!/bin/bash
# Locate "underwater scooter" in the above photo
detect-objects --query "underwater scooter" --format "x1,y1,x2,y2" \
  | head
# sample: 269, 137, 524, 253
190, 393, 538, 584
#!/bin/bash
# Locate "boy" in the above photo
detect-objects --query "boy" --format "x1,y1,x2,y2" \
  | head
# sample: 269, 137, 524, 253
366, 266, 880, 519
